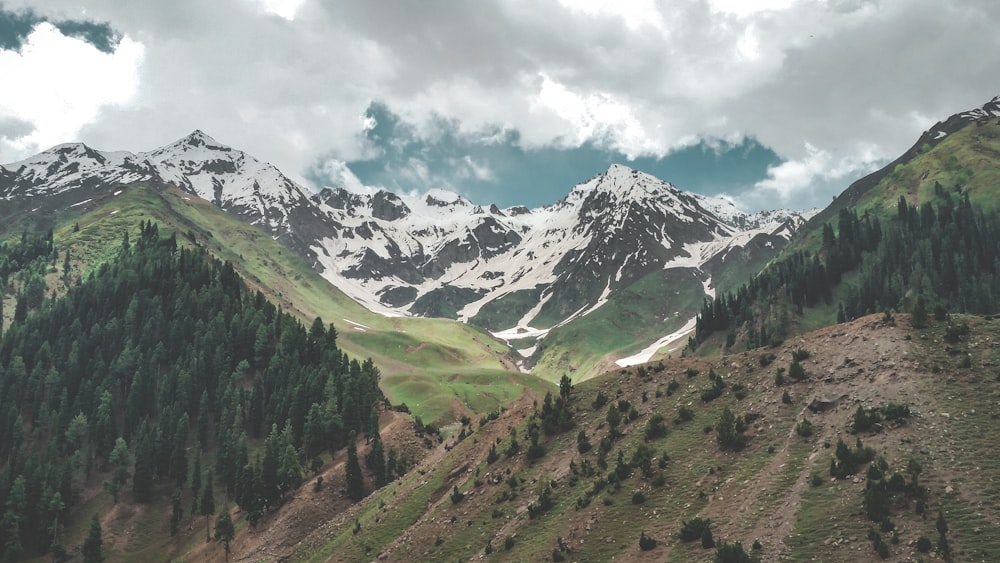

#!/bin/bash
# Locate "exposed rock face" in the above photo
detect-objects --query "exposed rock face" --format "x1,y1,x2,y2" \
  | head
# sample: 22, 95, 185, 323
0, 132, 809, 335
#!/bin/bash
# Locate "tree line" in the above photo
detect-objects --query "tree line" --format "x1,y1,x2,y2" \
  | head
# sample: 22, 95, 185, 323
693, 188, 1000, 350
0, 221, 387, 559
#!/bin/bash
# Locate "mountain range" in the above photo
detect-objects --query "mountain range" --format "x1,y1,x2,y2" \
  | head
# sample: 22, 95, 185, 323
0, 131, 812, 377
3, 93, 1000, 563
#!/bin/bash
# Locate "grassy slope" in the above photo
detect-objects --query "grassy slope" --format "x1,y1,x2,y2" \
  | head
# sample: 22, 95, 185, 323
530, 268, 706, 383
787, 119, 1000, 257
2, 185, 543, 426
719, 121, 1000, 344
298, 312, 1000, 562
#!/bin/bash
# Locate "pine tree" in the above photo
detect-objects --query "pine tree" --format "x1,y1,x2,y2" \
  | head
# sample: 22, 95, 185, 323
2, 475, 26, 561
191, 454, 202, 519
104, 437, 131, 503
82, 514, 103, 563
214, 509, 235, 561
365, 432, 387, 487
716, 407, 745, 452
171, 413, 190, 487
911, 295, 928, 328
559, 374, 573, 401
200, 470, 216, 542
345, 432, 364, 501
132, 421, 155, 503
170, 491, 183, 536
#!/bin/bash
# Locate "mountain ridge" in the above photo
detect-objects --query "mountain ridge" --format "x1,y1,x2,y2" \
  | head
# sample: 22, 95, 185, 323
1, 131, 811, 376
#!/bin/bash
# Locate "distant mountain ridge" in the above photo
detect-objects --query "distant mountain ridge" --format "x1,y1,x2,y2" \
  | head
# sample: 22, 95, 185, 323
1, 132, 811, 374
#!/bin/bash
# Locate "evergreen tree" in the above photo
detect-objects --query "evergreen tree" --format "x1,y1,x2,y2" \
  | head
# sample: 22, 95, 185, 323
345, 432, 364, 501
214, 509, 235, 561
171, 413, 190, 487
104, 437, 131, 504
2, 475, 26, 561
911, 295, 928, 328
170, 491, 183, 536
199, 470, 216, 543
190, 455, 202, 519
132, 422, 156, 503
559, 374, 572, 401
82, 514, 103, 563
365, 432, 387, 487
716, 407, 745, 451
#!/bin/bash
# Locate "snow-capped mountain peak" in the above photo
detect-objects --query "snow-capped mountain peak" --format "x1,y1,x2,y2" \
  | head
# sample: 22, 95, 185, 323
1, 134, 813, 373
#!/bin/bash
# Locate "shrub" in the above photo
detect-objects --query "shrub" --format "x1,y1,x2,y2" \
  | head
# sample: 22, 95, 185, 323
852, 405, 881, 433
527, 485, 554, 518
830, 438, 876, 479
758, 353, 776, 367
450, 485, 464, 504
576, 431, 592, 454
788, 360, 806, 381
916, 535, 932, 553
679, 517, 711, 542
881, 403, 910, 421
716, 407, 747, 451
592, 391, 609, 410
639, 531, 657, 551
781, 390, 792, 404
795, 419, 814, 437
675, 406, 695, 424
667, 379, 680, 395
943, 321, 970, 344
504, 535, 515, 550
714, 541, 759, 562
631, 490, 646, 504
686, 368, 700, 378
527, 441, 546, 460
792, 348, 811, 362
810, 473, 823, 487
644, 414, 667, 441
701, 525, 715, 548
867, 528, 890, 559
732, 383, 747, 400
701, 372, 725, 402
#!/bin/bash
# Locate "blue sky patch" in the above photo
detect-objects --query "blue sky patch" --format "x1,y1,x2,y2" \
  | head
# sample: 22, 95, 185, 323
338, 102, 782, 208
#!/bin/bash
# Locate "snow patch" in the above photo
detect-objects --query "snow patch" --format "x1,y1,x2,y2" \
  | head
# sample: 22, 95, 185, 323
516, 346, 537, 358
614, 316, 698, 368
342, 318, 371, 330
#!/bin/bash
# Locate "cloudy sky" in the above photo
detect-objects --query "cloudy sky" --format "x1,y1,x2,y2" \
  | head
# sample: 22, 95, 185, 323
0, 0, 997, 210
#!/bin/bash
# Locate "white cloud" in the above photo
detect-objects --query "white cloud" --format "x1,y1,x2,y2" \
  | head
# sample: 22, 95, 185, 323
743, 141, 886, 208
313, 158, 372, 194
249, 0, 305, 20
555, 0, 664, 30
707, 0, 801, 17
0, 22, 143, 161
2, 0, 999, 208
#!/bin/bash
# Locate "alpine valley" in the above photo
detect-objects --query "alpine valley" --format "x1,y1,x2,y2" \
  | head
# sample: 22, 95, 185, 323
2, 93, 1000, 563
0, 131, 811, 382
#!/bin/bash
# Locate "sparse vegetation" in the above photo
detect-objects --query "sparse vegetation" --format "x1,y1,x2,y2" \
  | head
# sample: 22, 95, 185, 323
639, 531, 657, 551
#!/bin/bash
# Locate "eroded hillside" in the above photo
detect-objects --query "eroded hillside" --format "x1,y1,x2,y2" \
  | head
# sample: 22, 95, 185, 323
228, 312, 1000, 563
